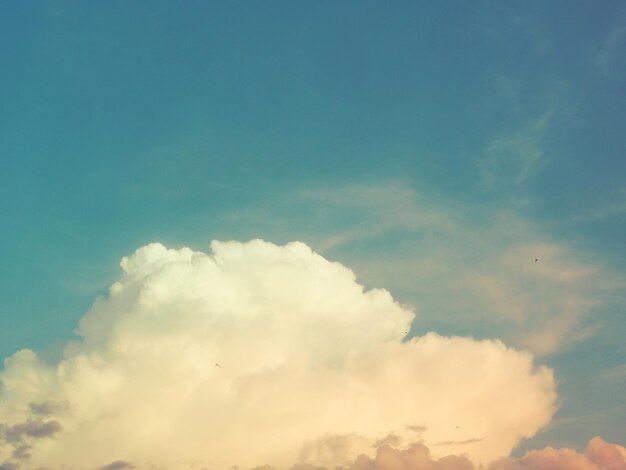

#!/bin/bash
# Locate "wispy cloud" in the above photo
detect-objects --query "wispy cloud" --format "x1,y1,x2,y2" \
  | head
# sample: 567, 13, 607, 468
97, 461, 134, 470
599, 364, 626, 383
477, 110, 553, 191
2, 420, 61, 443
244, 181, 618, 356
28, 400, 69, 417
257, 437, 626, 470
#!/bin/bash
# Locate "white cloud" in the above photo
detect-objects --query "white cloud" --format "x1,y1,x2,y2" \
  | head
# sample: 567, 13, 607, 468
280, 182, 615, 355
0, 240, 556, 469
570, 186, 626, 222
258, 437, 626, 470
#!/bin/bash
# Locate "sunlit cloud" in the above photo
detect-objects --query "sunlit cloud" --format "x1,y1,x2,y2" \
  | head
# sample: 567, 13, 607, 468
0, 240, 556, 469
490, 436, 626, 470
255, 182, 617, 355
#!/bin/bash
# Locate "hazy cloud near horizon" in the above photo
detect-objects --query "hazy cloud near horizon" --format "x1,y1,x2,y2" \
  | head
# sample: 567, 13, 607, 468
0, 240, 557, 469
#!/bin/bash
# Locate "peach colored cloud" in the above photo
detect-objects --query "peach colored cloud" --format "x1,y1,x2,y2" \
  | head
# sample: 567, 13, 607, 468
490, 437, 626, 470
259, 437, 626, 470
0, 241, 557, 470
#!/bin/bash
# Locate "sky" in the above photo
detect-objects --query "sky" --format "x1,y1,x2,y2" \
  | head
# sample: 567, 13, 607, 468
0, 1, 625, 469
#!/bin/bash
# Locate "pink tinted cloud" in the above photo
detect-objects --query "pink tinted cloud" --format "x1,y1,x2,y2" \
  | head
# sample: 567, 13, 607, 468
310, 437, 626, 470
490, 437, 626, 470
348, 443, 474, 470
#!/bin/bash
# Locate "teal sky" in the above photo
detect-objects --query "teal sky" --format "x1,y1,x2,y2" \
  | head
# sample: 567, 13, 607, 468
1, 0, 625, 462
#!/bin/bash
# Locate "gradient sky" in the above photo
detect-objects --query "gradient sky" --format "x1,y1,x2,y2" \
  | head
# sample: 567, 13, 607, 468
0, 2, 625, 469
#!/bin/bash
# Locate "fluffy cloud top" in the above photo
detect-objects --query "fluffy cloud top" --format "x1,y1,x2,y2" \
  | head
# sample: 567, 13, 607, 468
490, 437, 626, 470
0, 240, 557, 469
282, 437, 626, 470
241, 182, 619, 355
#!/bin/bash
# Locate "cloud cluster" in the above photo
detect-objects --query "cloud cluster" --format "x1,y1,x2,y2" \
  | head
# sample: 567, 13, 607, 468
0, 240, 557, 469
491, 437, 626, 470
286, 182, 616, 355
258, 437, 626, 470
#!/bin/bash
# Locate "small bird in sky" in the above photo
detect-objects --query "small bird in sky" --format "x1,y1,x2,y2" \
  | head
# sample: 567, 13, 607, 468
535, 258, 539, 263
215, 363, 221, 368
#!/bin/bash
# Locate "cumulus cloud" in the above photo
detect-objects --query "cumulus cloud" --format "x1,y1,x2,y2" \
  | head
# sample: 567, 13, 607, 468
28, 401, 68, 417
256, 437, 626, 470
286, 182, 616, 355
97, 461, 134, 470
490, 437, 626, 470
478, 112, 552, 190
0, 240, 557, 469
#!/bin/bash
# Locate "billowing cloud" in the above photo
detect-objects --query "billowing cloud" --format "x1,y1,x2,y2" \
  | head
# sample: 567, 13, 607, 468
223, 182, 620, 355
0, 462, 19, 470
256, 437, 626, 470
309, 442, 475, 470
490, 436, 626, 470
0, 240, 557, 469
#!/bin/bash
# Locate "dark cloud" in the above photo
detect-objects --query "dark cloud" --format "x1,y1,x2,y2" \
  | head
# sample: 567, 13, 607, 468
11, 445, 31, 460
347, 443, 475, 470
4, 420, 62, 442
96, 461, 134, 470
259, 442, 476, 470
405, 425, 427, 434
0, 462, 19, 470
28, 401, 68, 417
276, 438, 626, 470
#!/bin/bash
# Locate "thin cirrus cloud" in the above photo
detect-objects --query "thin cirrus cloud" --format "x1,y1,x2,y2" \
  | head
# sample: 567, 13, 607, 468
490, 436, 626, 470
593, 10, 626, 73
477, 111, 553, 191
0, 240, 557, 469
242, 182, 618, 355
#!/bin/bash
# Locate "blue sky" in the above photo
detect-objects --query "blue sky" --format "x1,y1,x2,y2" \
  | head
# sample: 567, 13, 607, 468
0, 1, 625, 468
